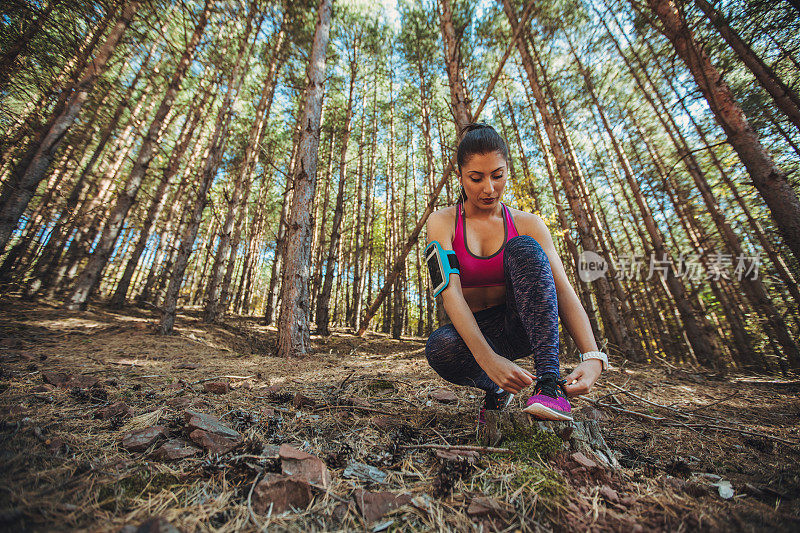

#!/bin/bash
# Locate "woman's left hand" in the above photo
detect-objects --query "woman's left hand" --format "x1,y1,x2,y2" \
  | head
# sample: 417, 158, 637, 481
562, 359, 603, 397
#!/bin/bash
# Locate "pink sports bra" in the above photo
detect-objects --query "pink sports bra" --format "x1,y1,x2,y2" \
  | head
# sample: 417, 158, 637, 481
452, 201, 519, 288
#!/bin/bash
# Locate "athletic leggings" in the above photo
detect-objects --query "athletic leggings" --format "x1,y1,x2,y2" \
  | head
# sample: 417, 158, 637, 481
425, 235, 561, 392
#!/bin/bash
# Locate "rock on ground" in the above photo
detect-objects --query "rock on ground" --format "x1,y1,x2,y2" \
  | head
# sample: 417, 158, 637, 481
279, 444, 331, 488
252, 474, 313, 514
121, 426, 168, 452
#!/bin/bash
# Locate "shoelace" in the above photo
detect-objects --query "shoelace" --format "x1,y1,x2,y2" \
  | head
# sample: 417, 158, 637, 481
533, 376, 568, 399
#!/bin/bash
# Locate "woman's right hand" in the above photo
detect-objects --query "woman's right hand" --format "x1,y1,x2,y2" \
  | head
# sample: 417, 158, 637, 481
480, 352, 535, 394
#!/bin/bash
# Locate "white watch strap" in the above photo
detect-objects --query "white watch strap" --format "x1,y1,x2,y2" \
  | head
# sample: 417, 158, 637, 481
580, 351, 609, 371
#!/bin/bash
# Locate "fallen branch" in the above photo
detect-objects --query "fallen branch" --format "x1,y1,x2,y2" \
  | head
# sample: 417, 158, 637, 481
684, 390, 739, 412
663, 422, 800, 446
583, 397, 666, 421
189, 375, 254, 385
605, 383, 741, 424
399, 443, 512, 454
607, 383, 691, 419
314, 405, 402, 416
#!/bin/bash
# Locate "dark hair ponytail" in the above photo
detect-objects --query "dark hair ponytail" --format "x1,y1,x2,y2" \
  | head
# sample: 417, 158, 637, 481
456, 123, 510, 204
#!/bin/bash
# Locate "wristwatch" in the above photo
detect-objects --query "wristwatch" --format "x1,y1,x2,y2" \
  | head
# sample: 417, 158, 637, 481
579, 351, 609, 371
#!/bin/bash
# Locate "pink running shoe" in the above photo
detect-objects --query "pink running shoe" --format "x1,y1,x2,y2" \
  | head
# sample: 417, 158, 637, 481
523, 374, 573, 421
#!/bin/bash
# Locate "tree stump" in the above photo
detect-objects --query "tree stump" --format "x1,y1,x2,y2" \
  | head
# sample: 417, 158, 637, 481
478, 410, 619, 469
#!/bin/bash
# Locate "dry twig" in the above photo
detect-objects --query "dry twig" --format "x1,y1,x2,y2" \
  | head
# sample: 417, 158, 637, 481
400, 443, 512, 454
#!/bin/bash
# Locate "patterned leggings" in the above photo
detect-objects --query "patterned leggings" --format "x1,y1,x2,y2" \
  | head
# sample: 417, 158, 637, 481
425, 235, 561, 392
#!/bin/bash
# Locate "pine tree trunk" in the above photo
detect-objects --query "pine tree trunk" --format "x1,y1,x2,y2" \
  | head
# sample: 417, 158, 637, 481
158, 10, 254, 334
646, 0, 800, 265
264, 167, 294, 325
352, 82, 378, 331
504, 83, 540, 213
0, 2, 140, 254
0, 0, 60, 91
46, 96, 149, 298
63, 1, 210, 310
393, 136, 410, 339
203, 13, 282, 323
348, 119, 365, 329
537, 40, 640, 356
276, 0, 332, 357
601, 5, 800, 367
694, 0, 800, 132
501, 0, 636, 360
438, 0, 472, 129
589, 74, 724, 367
310, 134, 335, 314
264, 98, 306, 324
315, 55, 356, 336
521, 87, 600, 345
355, 4, 510, 335
109, 82, 211, 309
0, 7, 114, 172
26, 43, 157, 295
634, 28, 800, 312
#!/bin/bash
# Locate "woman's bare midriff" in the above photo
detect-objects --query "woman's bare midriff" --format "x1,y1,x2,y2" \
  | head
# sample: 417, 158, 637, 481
462, 285, 507, 313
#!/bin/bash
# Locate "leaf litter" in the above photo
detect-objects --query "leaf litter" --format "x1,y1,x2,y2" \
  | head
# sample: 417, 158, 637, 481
0, 300, 798, 531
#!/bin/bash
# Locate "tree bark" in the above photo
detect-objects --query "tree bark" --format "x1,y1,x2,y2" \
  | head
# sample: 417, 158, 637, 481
158, 9, 254, 334
0, 2, 140, 255
500, 0, 637, 361
348, 105, 366, 329
203, 12, 283, 323
109, 80, 211, 309
310, 133, 335, 314
264, 106, 304, 325
438, 0, 472, 129
275, 0, 333, 357
355, 3, 513, 336
646, 0, 800, 266
0, 0, 60, 91
63, 1, 210, 310
315, 48, 356, 336
694, 0, 800, 132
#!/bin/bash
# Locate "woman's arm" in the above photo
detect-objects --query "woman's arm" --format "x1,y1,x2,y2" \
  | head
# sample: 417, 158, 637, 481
518, 213, 603, 396
426, 210, 534, 394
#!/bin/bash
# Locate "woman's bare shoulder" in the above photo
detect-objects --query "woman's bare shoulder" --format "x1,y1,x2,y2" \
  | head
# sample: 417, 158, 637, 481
428, 205, 458, 227
506, 206, 552, 240
427, 205, 458, 243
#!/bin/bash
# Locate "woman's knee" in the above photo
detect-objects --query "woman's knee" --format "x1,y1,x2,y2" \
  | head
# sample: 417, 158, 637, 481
425, 326, 462, 370
505, 235, 548, 270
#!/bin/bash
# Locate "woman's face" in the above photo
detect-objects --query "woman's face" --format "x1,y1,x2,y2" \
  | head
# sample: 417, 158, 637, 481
459, 151, 507, 210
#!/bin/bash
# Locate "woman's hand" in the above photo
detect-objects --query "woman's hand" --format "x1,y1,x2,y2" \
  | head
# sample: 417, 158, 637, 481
562, 359, 602, 397
480, 353, 535, 394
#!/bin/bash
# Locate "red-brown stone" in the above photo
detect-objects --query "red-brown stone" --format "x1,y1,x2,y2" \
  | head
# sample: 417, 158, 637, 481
252, 474, 313, 514
353, 489, 412, 523
95, 401, 133, 419
121, 426, 168, 452
188, 429, 240, 454
203, 381, 229, 394
152, 439, 200, 461
429, 389, 458, 403
279, 444, 331, 487
183, 410, 240, 438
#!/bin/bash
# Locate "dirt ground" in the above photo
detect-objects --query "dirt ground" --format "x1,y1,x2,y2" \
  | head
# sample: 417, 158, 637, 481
1, 297, 799, 532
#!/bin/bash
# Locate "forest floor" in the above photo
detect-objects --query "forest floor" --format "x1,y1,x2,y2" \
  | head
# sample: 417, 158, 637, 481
0, 298, 799, 532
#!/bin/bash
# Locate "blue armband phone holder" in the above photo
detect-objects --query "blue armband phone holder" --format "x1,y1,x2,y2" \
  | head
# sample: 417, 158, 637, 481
425, 240, 460, 297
